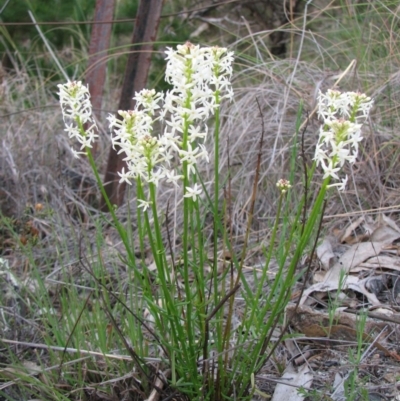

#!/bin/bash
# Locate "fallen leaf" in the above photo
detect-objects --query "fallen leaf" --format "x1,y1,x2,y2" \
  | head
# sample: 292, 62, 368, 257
325, 242, 384, 282
271, 364, 313, 401
316, 237, 336, 270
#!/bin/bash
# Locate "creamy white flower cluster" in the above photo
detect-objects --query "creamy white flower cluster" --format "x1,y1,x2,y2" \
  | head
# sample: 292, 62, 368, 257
314, 89, 373, 191
108, 90, 175, 189
276, 178, 292, 194
58, 81, 98, 158
58, 43, 234, 202
110, 42, 234, 202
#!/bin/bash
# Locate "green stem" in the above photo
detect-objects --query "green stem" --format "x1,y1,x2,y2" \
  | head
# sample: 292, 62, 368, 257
213, 104, 221, 306
180, 113, 197, 383
254, 177, 330, 369
85, 148, 136, 267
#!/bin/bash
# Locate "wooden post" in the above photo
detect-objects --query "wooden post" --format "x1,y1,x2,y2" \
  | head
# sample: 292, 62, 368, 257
101, 0, 164, 211
86, 0, 115, 158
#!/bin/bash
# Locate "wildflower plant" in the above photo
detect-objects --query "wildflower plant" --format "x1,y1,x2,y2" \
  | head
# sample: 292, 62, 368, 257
58, 43, 373, 400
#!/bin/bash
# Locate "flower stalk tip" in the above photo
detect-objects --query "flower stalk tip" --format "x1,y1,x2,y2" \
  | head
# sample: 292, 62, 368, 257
314, 89, 373, 191
58, 81, 98, 157
276, 179, 292, 194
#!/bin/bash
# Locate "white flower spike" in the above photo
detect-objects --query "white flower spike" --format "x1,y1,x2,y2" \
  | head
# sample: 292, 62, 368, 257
314, 90, 373, 190
58, 81, 98, 156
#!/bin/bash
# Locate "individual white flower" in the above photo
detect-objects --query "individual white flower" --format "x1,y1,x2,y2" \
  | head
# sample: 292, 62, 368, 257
329, 142, 351, 167
184, 183, 202, 202
137, 199, 152, 211
134, 89, 163, 116
165, 114, 184, 136
188, 124, 208, 141
147, 168, 164, 187
320, 158, 341, 180
179, 143, 208, 165
164, 169, 183, 186
71, 148, 85, 159
328, 175, 348, 191
118, 167, 133, 185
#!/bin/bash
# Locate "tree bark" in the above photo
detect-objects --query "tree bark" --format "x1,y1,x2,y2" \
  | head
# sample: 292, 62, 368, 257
101, 0, 164, 211
86, 0, 115, 158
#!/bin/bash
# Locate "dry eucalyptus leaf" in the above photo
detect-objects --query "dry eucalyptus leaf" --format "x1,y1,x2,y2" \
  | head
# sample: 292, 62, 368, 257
271, 363, 313, 401
370, 224, 400, 243
331, 372, 345, 401
316, 236, 336, 270
0, 361, 41, 380
300, 273, 381, 306
324, 241, 384, 282
381, 214, 400, 234
361, 254, 400, 269
340, 215, 370, 244
301, 217, 400, 305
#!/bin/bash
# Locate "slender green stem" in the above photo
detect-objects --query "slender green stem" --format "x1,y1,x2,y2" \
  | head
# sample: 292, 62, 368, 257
85, 148, 136, 267
213, 104, 221, 305
253, 178, 330, 369
180, 109, 198, 384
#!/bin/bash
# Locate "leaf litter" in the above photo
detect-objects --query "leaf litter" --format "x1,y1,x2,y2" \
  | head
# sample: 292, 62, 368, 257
278, 214, 400, 401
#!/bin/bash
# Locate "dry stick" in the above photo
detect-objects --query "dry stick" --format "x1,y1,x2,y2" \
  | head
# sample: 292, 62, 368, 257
298, 199, 328, 302
238, 97, 265, 274
57, 289, 92, 381
0, 339, 161, 362
227, 134, 233, 243
85, 0, 115, 158
77, 254, 168, 358
101, 0, 163, 209
75, 256, 174, 396
206, 284, 242, 324
56, 232, 95, 379
222, 131, 236, 375
147, 370, 171, 401
0, 0, 11, 14
98, 290, 166, 396
218, 97, 265, 397
211, 140, 232, 389
0, 353, 91, 391
28, 11, 68, 81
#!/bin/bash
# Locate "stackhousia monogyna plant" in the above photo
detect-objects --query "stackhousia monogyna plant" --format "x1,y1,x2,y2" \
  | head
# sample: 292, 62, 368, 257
58, 42, 373, 400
